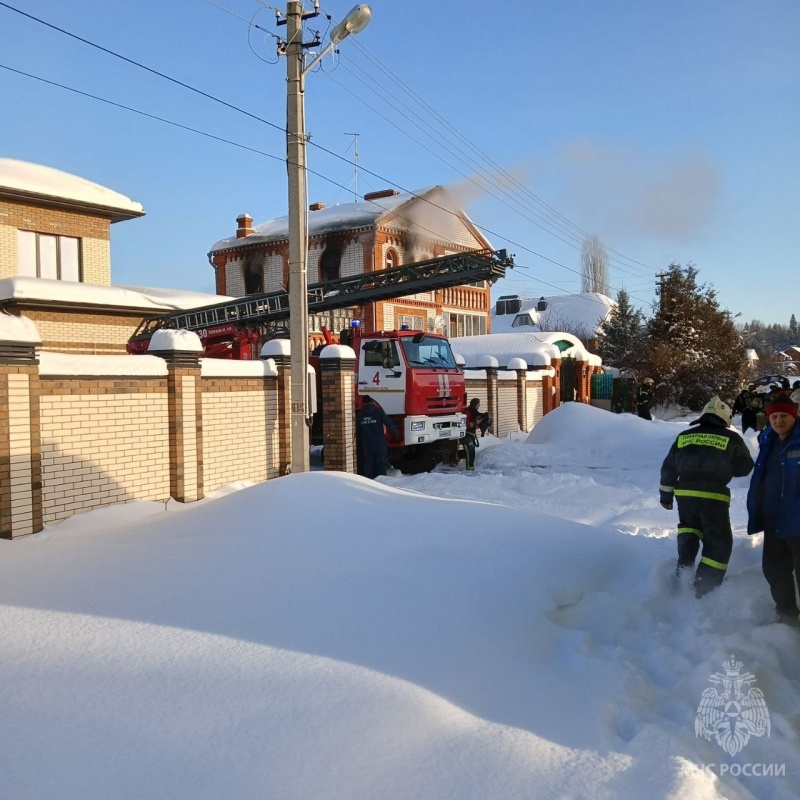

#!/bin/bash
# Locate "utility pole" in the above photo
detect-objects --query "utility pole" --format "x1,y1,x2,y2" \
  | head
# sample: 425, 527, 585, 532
277, 3, 372, 474
284, 0, 313, 474
345, 132, 359, 201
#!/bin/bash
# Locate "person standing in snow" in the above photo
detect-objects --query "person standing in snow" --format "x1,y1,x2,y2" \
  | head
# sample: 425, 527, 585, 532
637, 377, 655, 420
734, 383, 758, 433
462, 398, 481, 472
356, 396, 398, 479
660, 396, 754, 596
746, 392, 800, 626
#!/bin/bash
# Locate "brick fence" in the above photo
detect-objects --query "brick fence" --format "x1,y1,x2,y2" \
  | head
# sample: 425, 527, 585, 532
0, 331, 601, 538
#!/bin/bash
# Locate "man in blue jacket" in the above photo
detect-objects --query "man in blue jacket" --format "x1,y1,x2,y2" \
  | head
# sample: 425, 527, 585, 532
356, 396, 398, 479
747, 392, 800, 626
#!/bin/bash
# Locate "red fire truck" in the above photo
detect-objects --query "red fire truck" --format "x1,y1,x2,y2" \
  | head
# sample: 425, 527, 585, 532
127, 250, 513, 469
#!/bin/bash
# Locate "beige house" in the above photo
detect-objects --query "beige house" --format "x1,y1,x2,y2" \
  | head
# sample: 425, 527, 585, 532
0, 158, 177, 354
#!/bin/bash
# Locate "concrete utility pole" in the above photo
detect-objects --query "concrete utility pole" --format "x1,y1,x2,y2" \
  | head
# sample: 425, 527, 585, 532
280, 3, 372, 474
285, 0, 310, 474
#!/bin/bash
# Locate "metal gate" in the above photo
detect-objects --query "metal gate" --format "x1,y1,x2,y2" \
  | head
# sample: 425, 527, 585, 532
591, 373, 613, 400
560, 356, 576, 402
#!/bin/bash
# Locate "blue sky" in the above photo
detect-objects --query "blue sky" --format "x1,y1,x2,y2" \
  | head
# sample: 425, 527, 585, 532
1, 0, 797, 326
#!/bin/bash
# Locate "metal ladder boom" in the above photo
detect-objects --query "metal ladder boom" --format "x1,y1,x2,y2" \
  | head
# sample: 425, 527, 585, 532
131, 250, 513, 339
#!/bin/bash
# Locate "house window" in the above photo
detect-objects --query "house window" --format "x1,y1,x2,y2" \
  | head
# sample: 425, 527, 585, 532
397, 313, 425, 331
511, 313, 535, 328
385, 248, 398, 270
446, 312, 486, 338
18, 231, 82, 281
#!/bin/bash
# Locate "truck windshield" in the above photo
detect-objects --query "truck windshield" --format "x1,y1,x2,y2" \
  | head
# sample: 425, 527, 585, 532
400, 335, 457, 369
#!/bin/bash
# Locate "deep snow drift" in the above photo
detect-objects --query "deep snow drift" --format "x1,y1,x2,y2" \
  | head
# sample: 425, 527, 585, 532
0, 404, 797, 799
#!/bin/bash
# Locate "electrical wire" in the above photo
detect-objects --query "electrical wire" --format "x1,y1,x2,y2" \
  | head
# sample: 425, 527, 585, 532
0, 0, 656, 308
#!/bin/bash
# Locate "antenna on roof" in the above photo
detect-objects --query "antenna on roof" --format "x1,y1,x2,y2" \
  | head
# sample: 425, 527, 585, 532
344, 132, 359, 201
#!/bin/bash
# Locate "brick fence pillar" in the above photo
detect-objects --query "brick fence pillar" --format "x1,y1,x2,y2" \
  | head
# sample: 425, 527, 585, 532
261, 340, 292, 475
150, 333, 203, 503
319, 344, 356, 473
551, 357, 562, 411
0, 320, 43, 538
507, 358, 528, 432
475, 356, 499, 435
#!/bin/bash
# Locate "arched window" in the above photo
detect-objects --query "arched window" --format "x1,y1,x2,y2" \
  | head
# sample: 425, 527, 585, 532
385, 248, 398, 270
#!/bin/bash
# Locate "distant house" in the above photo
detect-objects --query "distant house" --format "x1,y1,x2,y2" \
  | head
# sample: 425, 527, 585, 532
208, 186, 496, 348
776, 345, 800, 374
491, 292, 615, 351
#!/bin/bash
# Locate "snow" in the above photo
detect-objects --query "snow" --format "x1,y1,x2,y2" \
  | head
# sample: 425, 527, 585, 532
38, 351, 167, 377
491, 292, 615, 336
320, 344, 356, 359
0, 277, 232, 312
0, 311, 40, 343
1, 404, 797, 799
0, 158, 144, 216
148, 329, 203, 352
209, 189, 426, 252
200, 358, 278, 378
451, 331, 602, 368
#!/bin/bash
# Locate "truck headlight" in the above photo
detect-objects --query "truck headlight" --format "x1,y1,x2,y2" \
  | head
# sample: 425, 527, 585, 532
411, 421, 425, 431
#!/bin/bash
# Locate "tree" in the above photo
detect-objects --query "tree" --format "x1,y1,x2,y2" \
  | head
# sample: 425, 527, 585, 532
790, 314, 798, 339
596, 288, 645, 372
580, 235, 609, 295
644, 264, 747, 409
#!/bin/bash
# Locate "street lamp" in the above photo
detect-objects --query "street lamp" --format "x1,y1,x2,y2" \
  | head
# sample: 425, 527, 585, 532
284, 2, 372, 474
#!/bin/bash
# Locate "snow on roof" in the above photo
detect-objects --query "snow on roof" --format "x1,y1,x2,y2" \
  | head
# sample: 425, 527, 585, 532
450, 331, 597, 368
0, 277, 233, 312
209, 188, 431, 252
0, 159, 144, 218
0, 311, 41, 343
492, 292, 614, 337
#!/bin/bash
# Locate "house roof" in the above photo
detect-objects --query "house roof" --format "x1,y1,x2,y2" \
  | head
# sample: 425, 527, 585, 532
449, 331, 600, 368
0, 159, 145, 222
491, 292, 615, 337
209, 186, 484, 253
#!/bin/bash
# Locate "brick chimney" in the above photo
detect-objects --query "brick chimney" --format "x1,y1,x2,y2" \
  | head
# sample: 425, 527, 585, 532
309, 202, 326, 211
236, 213, 253, 238
363, 189, 400, 201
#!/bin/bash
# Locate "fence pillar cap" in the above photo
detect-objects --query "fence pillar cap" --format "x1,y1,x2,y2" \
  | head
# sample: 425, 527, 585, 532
320, 344, 356, 360
507, 357, 527, 371
261, 339, 291, 358
148, 329, 203, 353
476, 354, 499, 369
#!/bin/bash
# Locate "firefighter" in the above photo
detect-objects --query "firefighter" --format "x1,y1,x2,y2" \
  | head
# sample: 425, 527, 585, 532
660, 395, 754, 596
637, 377, 655, 420
462, 398, 481, 471
734, 383, 758, 433
356, 396, 397, 480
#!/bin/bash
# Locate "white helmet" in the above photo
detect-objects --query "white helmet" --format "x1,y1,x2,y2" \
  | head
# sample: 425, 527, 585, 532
701, 395, 732, 427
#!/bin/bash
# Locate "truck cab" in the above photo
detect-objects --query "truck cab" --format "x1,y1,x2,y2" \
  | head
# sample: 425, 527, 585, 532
354, 329, 466, 461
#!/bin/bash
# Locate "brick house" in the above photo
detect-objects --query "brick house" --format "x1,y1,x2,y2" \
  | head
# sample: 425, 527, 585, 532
0, 158, 179, 354
208, 186, 496, 348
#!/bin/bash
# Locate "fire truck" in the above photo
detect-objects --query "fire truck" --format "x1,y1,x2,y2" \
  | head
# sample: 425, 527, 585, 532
127, 249, 513, 469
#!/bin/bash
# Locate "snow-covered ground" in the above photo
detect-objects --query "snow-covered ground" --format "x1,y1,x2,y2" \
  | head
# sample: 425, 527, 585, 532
1, 404, 797, 799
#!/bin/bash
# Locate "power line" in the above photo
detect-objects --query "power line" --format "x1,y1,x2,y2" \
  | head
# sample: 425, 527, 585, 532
0, 0, 655, 307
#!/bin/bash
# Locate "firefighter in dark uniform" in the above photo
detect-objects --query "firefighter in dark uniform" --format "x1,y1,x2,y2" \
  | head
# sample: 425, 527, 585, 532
462, 398, 481, 471
637, 377, 655, 420
660, 396, 754, 596
734, 383, 757, 433
356, 396, 398, 479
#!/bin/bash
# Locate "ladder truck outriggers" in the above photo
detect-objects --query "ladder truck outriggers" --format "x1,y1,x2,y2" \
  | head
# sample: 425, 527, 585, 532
127, 249, 513, 470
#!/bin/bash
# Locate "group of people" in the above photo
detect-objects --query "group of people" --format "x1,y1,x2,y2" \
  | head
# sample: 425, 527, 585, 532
355, 395, 491, 478
660, 389, 800, 626
733, 378, 800, 433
